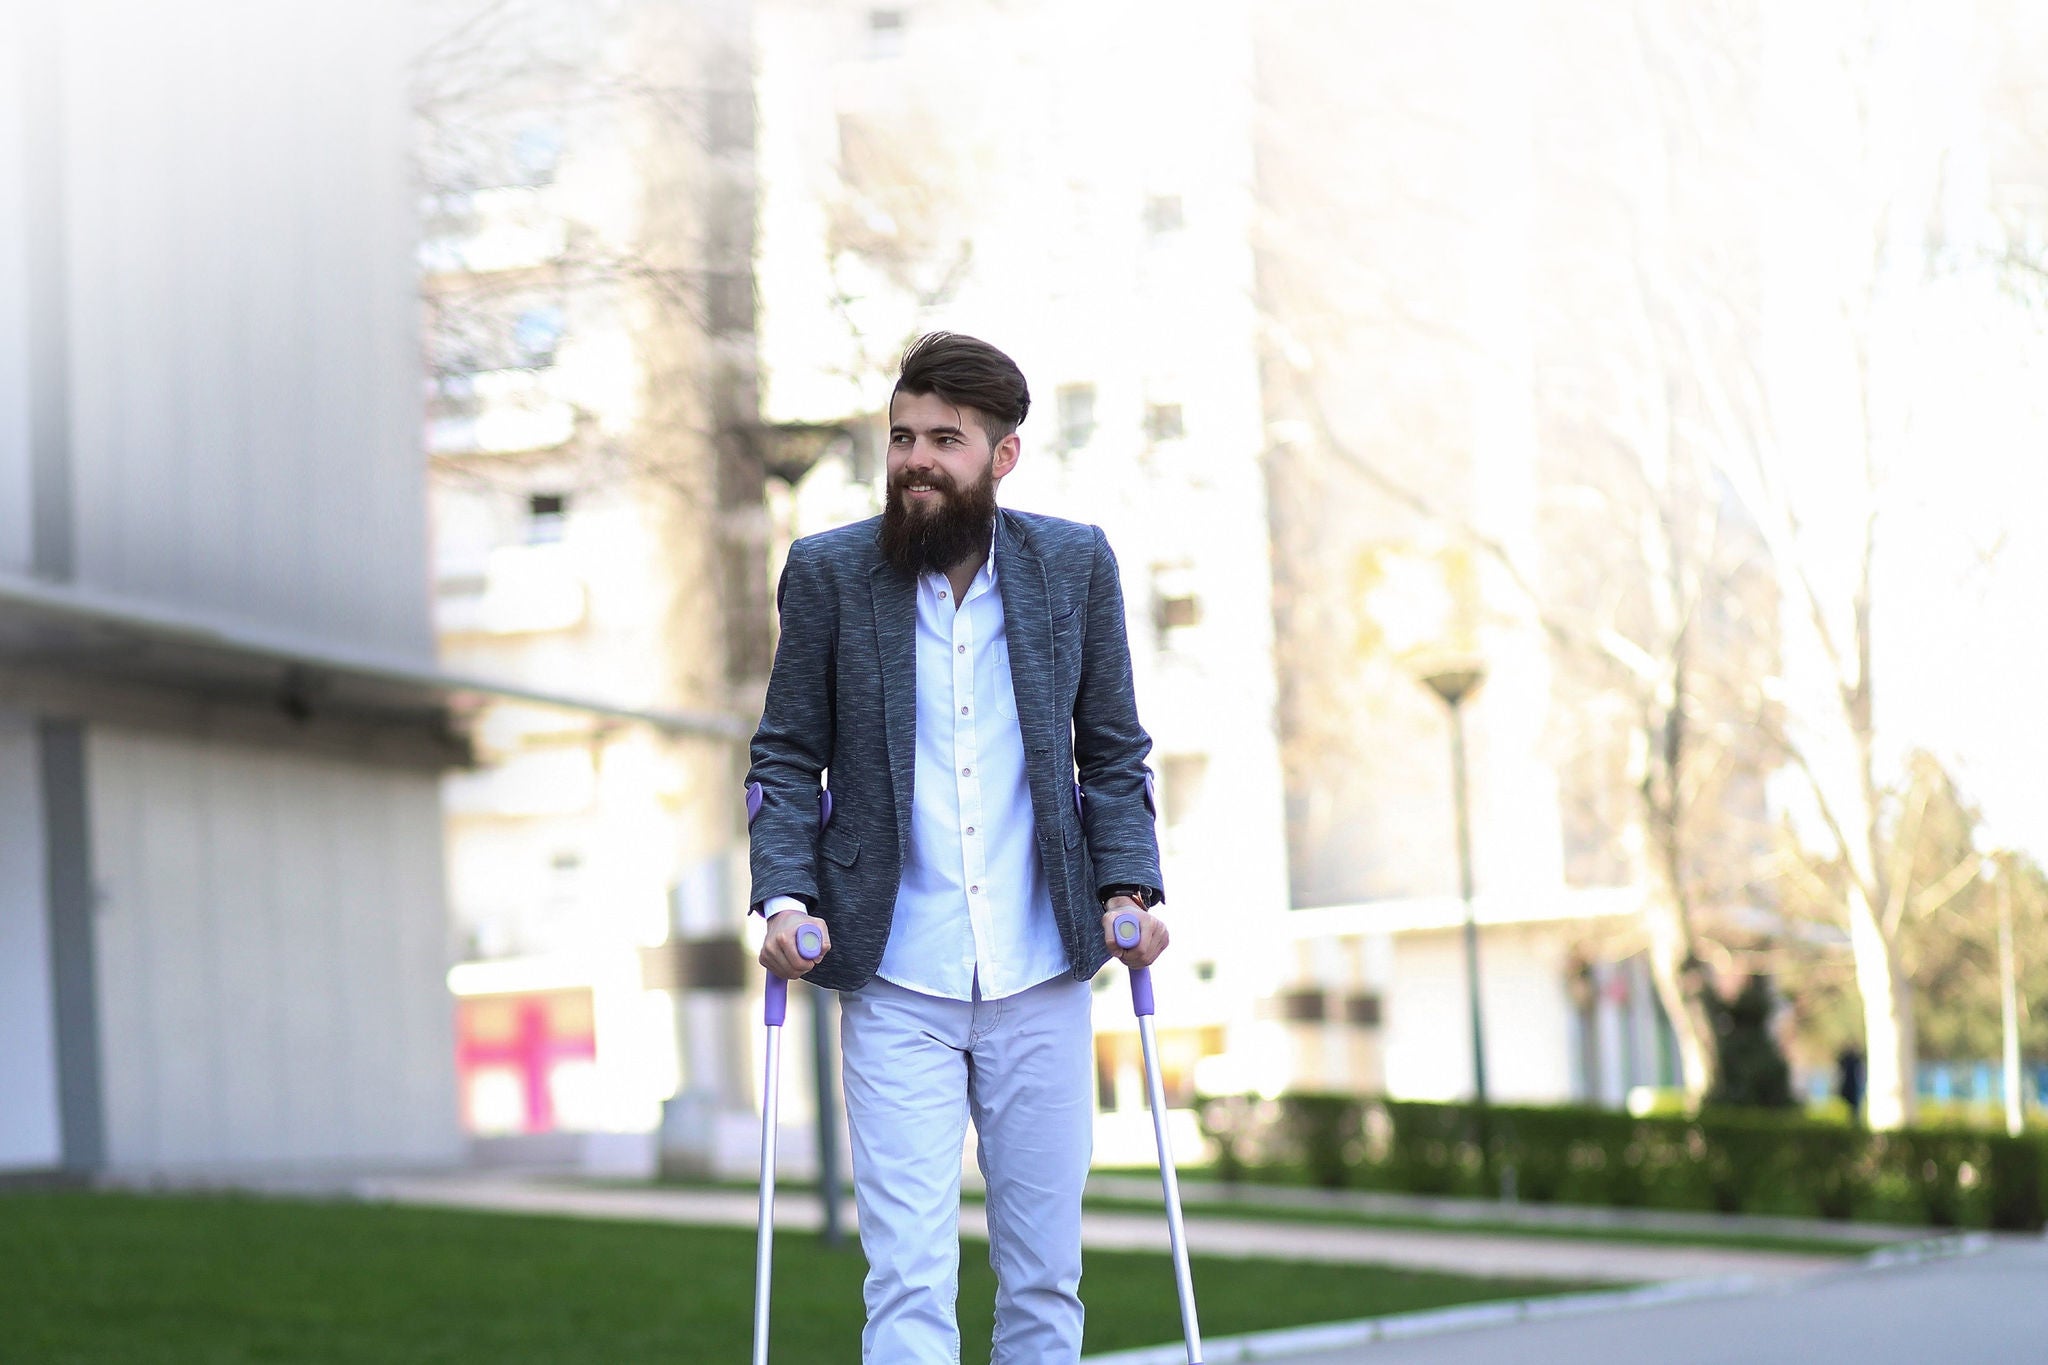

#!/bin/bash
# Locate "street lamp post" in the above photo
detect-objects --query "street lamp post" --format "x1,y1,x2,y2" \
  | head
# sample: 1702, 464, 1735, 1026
1422, 667, 1490, 1114
1993, 859, 2023, 1139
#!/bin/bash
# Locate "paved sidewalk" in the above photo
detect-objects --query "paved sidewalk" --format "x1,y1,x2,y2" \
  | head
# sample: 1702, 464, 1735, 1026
1083, 1174, 1929, 1246
352, 1174, 1841, 1284
1262, 1235, 2048, 1364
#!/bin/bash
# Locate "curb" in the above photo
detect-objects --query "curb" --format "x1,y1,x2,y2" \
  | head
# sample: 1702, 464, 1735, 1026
1077, 1276, 1763, 1364
1077, 1234, 1998, 1364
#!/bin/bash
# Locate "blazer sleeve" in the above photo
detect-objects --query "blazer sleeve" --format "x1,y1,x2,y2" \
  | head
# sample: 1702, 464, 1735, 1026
745, 540, 836, 912
1071, 526, 1165, 903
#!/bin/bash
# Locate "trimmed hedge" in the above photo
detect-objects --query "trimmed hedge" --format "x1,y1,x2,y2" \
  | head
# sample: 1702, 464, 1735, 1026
1194, 1093, 2048, 1231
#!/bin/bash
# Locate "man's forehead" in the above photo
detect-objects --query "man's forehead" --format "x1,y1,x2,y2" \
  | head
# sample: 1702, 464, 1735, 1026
888, 393, 980, 432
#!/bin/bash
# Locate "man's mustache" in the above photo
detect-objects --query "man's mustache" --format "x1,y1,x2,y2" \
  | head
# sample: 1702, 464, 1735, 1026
891, 466, 960, 498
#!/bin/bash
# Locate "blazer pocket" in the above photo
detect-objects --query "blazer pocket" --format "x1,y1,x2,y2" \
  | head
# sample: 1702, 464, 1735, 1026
821, 828, 861, 868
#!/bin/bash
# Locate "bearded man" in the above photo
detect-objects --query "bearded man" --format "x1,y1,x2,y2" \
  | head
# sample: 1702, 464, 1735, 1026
745, 332, 1168, 1363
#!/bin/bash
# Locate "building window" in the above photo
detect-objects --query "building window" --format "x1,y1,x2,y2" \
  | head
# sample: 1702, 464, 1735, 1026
512, 306, 565, 368
1057, 383, 1096, 450
1160, 754, 1208, 828
708, 273, 754, 334
1144, 193, 1184, 234
706, 89, 753, 155
1145, 402, 1185, 442
1277, 988, 1328, 1023
868, 8, 905, 58
527, 492, 569, 544
1151, 563, 1201, 648
1343, 993, 1383, 1027
511, 126, 563, 188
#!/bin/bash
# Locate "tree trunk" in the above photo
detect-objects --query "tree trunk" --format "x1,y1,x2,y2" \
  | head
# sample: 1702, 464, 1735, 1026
1846, 879, 1917, 1129
1642, 883, 1717, 1104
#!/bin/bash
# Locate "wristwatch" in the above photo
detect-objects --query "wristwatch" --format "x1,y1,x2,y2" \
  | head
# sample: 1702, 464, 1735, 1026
1100, 883, 1160, 910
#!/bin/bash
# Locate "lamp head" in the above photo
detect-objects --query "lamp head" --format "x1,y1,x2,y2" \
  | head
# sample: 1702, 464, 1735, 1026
1422, 667, 1485, 708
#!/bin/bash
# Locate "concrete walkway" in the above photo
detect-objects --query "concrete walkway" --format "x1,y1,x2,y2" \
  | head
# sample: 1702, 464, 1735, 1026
1083, 1174, 1929, 1246
1260, 1235, 2048, 1365
352, 1173, 1841, 1284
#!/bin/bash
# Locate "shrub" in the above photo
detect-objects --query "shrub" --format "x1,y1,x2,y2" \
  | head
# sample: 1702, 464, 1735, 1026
1187, 1091, 2048, 1231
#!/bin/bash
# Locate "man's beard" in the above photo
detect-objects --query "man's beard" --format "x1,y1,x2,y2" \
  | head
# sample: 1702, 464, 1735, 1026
879, 460, 998, 577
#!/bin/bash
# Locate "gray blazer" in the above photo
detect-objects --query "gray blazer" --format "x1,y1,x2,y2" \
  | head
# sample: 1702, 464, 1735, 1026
745, 507, 1163, 992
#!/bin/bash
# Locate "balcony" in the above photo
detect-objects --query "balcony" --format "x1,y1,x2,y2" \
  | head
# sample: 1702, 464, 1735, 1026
437, 542, 587, 637
429, 368, 577, 456
420, 185, 568, 276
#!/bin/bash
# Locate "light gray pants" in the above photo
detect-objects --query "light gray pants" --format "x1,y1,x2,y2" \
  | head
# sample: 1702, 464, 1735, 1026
839, 971, 1095, 1364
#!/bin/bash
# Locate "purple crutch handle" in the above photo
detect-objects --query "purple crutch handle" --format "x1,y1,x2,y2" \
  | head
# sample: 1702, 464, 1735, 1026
1112, 910, 1156, 1016
762, 924, 824, 1028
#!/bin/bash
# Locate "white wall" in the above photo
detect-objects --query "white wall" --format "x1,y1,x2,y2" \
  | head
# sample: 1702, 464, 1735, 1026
87, 727, 460, 1171
1383, 924, 1581, 1104
0, 711, 63, 1169
0, 14, 32, 576
51, 1, 430, 658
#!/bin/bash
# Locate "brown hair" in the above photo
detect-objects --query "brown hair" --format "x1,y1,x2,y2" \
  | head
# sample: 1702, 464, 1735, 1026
893, 332, 1031, 443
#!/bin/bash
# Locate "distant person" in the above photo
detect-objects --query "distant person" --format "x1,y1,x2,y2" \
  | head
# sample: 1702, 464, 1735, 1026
1837, 1045, 1866, 1122
746, 332, 1168, 1363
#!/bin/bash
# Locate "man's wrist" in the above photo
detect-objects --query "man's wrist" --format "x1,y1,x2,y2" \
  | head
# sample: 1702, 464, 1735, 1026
762, 895, 809, 920
1099, 883, 1159, 910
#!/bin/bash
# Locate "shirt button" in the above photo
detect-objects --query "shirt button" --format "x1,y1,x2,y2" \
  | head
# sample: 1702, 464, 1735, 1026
970, 885, 980, 894
961, 705, 970, 715
938, 589, 948, 599
965, 826, 975, 835
957, 645, 966, 654
961, 766, 972, 777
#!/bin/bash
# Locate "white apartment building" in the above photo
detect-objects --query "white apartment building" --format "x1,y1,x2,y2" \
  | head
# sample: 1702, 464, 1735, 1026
754, 0, 1294, 1155
416, 0, 770, 1171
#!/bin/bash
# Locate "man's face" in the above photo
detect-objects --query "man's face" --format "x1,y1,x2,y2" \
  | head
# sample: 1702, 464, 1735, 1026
879, 390, 1018, 575
885, 390, 1017, 516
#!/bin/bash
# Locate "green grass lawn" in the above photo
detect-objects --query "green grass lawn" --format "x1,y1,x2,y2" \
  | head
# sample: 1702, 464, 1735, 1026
1, 1192, 1597, 1362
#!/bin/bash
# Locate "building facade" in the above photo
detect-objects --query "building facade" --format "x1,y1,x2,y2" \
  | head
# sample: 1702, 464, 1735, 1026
753, 0, 1295, 1156
416, 0, 769, 1171
1, 0, 461, 1176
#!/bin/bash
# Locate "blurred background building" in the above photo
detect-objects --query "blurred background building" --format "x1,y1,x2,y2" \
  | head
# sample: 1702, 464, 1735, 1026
1, 2, 464, 1178
6, 0, 2043, 1184
753, 0, 1294, 1161
414, 0, 769, 1175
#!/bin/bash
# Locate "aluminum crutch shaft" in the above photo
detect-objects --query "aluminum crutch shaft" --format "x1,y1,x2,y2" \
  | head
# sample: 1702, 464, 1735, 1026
753, 920, 823, 1365
1113, 911, 1204, 1365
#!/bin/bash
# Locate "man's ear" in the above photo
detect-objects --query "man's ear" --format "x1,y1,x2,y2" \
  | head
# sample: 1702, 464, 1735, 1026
992, 431, 1021, 481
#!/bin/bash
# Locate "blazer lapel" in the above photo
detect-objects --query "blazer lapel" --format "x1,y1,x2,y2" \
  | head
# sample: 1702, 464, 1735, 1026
869, 556, 918, 860
995, 509, 1052, 755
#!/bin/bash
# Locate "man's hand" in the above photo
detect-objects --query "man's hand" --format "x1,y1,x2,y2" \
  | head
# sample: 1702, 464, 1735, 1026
1101, 899, 1168, 969
760, 908, 831, 979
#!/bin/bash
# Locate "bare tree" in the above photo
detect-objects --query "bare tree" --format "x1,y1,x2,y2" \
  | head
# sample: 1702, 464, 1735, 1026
1253, 0, 1788, 1103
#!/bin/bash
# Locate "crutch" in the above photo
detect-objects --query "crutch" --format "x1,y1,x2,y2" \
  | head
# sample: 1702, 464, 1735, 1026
753, 918, 822, 1365
752, 791, 831, 1365
1113, 910, 1204, 1365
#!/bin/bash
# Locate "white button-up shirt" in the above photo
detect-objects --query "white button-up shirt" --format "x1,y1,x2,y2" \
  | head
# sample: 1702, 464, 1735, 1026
768, 538, 1067, 1002
876, 543, 1067, 1001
